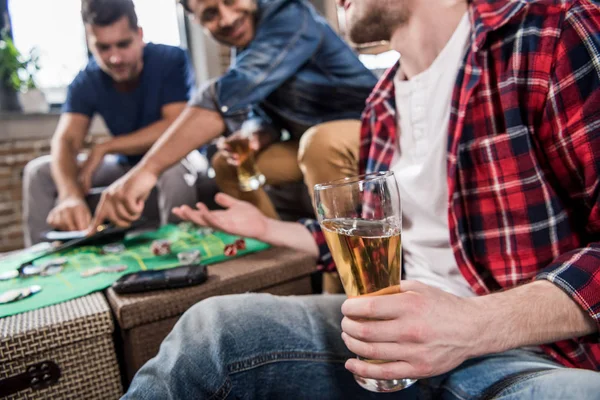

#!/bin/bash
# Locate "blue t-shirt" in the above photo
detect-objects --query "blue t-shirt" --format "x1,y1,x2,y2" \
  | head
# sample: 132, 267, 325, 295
62, 43, 195, 165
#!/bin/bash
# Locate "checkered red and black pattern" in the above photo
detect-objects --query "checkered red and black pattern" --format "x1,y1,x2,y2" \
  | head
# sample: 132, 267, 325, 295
303, 0, 600, 370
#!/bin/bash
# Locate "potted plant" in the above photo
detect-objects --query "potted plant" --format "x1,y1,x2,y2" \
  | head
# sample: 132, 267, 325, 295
0, 30, 40, 112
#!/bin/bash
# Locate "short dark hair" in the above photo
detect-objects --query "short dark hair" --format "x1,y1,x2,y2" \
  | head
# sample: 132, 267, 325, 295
81, 0, 138, 29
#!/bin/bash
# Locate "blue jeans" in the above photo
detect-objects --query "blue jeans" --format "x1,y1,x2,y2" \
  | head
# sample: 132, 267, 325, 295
124, 294, 600, 399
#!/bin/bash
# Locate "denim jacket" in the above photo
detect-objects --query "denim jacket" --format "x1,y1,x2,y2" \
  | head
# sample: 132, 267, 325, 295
190, 0, 378, 137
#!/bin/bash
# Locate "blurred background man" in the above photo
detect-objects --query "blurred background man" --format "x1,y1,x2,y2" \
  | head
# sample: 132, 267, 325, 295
22, 0, 198, 245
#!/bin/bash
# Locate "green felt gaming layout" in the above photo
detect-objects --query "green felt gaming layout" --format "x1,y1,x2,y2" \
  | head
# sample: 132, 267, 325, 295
0, 224, 270, 318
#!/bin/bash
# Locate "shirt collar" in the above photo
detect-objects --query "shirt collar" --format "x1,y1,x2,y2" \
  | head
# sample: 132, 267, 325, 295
364, 62, 399, 112
469, 0, 529, 51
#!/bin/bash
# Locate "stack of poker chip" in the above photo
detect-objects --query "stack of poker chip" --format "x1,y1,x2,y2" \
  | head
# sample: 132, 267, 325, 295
0, 285, 42, 304
177, 250, 201, 265
20, 257, 68, 277
196, 227, 214, 236
178, 222, 195, 233
102, 243, 126, 254
81, 264, 127, 278
151, 239, 172, 256
0, 270, 18, 281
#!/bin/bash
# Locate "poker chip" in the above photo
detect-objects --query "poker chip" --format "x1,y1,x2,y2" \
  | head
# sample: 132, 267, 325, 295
0, 289, 23, 304
102, 264, 127, 273
178, 222, 194, 233
224, 244, 238, 257
43, 257, 68, 267
0, 270, 19, 281
23, 285, 42, 297
234, 239, 246, 251
196, 227, 214, 236
40, 265, 63, 276
21, 264, 45, 276
81, 264, 127, 278
0, 285, 42, 304
81, 267, 103, 278
21, 260, 66, 277
177, 250, 201, 265
102, 243, 126, 254
151, 240, 171, 256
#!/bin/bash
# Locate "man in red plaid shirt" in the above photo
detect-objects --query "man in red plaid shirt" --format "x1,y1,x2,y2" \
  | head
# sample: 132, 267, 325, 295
126, 0, 600, 398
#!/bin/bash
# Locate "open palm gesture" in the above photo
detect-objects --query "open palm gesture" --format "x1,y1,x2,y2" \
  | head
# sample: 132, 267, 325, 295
172, 193, 269, 240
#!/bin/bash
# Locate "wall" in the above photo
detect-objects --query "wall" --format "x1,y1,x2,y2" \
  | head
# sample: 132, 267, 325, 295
311, 0, 340, 32
186, 15, 225, 84
0, 114, 108, 252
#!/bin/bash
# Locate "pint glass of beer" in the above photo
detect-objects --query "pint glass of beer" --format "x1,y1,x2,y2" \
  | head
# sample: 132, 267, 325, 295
314, 171, 416, 393
229, 120, 266, 192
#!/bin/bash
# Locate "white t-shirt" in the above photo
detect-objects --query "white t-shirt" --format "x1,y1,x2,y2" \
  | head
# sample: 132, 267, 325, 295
391, 13, 474, 297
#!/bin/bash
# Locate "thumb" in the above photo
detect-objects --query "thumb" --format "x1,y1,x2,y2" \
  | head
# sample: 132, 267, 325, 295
214, 192, 239, 209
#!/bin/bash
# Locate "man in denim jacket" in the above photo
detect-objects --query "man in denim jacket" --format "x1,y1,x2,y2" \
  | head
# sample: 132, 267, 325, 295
89, 0, 377, 229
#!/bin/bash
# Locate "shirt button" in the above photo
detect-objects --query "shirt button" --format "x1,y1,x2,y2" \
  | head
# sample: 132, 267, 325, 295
221, 106, 229, 113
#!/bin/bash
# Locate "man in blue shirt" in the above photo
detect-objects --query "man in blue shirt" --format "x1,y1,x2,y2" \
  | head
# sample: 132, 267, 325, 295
89, 0, 378, 230
22, 0, 199, 245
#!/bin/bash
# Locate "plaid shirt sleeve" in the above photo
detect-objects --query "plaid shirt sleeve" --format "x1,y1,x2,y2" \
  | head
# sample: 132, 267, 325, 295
535, 1, 600, 333
299, 218, 335, 272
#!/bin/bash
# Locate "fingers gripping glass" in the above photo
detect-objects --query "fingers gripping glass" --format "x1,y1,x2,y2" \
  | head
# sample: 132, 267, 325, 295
314, 171, 417, 393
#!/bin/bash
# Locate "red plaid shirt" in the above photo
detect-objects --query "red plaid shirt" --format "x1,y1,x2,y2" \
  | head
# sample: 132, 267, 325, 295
303, 0, 600, 370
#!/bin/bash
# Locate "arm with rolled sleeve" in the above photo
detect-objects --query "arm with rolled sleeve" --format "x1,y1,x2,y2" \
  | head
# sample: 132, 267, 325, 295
465, 3, 600, 364
534, 1, 600, 334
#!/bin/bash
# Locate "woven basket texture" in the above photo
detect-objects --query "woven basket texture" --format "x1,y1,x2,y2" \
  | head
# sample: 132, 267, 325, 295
0, 293, 123, 399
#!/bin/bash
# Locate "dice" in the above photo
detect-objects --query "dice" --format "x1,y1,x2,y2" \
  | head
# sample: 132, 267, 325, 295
224, 244, 238, 257
151, 240, 171, 256
234, 239, 246, 251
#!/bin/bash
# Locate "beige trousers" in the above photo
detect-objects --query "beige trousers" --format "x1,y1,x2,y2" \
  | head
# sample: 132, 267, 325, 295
212, 120, 361, 293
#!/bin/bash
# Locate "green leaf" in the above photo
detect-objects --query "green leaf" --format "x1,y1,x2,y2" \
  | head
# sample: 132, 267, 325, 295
0, 31, 38, 90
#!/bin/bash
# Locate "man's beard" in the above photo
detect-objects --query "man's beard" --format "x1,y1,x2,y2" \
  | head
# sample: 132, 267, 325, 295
348, 3, 407, 44
111, 62, 141, 83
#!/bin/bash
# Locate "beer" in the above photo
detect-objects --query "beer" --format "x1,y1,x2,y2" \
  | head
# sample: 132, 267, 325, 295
314, 172, 416, 392
321, 218, 401, 296
228, 136, 265, 192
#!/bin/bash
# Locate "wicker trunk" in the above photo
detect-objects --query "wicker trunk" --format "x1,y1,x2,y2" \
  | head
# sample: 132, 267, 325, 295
106, 247, 317, 383
0, 293, 123, 399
